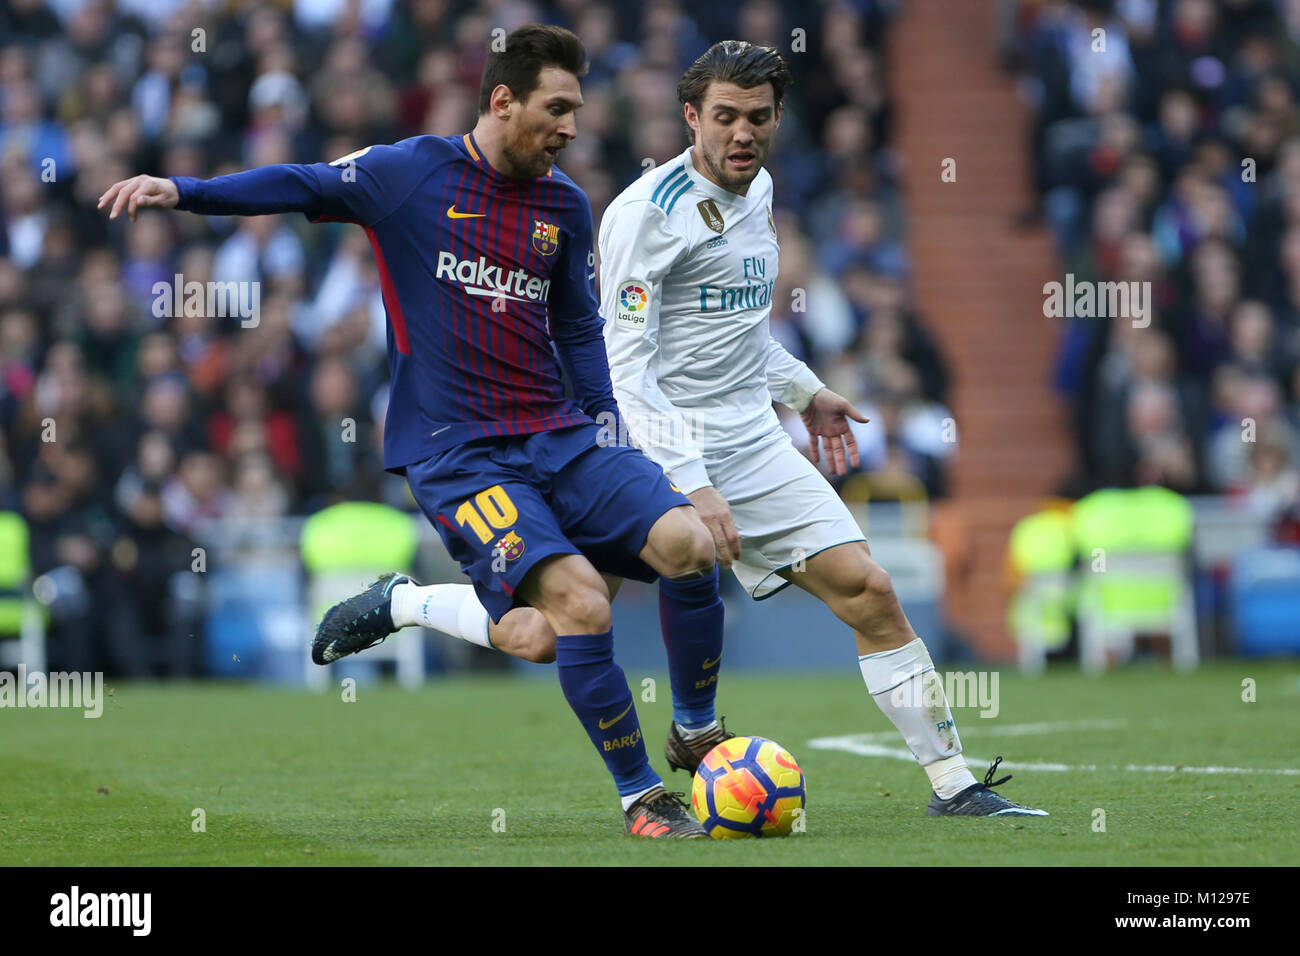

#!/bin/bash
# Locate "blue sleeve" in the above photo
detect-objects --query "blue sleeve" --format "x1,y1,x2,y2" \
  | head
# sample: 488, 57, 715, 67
549, 189, 621, 422
172, 165, 326, 217
301, 141, 433, 225
172, 139, 432, 226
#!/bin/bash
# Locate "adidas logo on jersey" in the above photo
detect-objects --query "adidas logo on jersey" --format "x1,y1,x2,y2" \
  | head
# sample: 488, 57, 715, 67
705, 237, 728, 249
435, 252, 552, 303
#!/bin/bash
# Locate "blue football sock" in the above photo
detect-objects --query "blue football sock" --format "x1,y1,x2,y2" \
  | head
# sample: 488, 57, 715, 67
555, 631, 661, 798
659, 567, 724, 731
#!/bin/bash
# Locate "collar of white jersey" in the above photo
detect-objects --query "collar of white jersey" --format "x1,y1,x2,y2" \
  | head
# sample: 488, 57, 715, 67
683, 147, 760, 205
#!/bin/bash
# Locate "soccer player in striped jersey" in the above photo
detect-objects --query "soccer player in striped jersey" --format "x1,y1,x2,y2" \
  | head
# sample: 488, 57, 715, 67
98, 24, 725, 838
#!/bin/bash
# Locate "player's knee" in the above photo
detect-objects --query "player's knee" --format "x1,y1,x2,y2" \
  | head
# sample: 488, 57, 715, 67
685, 522, 716, 574
858, 558, 898, 607
663, 517, 717, 577
558, 585, 612, 634
527, 557, 612, 634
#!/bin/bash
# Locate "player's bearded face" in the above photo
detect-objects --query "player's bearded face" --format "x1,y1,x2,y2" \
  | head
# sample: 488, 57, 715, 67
502, 67, 582, 179
688, 81, 780, 195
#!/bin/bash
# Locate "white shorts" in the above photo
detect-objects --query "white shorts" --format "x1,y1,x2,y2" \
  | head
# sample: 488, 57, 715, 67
705, 434, 866, 599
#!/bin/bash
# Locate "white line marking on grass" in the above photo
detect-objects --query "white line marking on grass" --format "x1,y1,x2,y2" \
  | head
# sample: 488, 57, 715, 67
1117, 764, 1300, 776
959, 718, 1129, 737
807, 719, 1300, 776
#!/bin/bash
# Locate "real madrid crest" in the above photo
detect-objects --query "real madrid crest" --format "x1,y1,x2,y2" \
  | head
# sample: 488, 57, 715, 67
697, 199, 724, 234
532, 219, 560, 256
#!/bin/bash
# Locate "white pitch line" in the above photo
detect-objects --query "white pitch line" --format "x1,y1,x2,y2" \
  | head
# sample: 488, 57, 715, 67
959, 718, 1129, 737
807, 719, 1300, 776
1117, 764, 1300, 776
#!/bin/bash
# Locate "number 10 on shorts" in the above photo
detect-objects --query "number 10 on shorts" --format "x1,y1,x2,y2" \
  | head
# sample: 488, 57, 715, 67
454, 484, 519, 543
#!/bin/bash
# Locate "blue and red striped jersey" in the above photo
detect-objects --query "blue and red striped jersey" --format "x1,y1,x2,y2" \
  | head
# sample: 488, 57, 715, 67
172, 132, 617, 474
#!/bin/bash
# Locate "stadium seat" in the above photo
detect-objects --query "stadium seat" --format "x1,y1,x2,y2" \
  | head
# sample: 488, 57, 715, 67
299, 502, 423, 689
1071, 487, 1197, 674
0, 511, 46, 675
1007, 507, 1075, 676
1228, 548, 1300, 656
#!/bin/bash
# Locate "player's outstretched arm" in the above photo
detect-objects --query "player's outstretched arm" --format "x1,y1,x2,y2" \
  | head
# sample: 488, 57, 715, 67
96, 141, 431, 225
97, 175, 179, 221
97, 163, 333, 221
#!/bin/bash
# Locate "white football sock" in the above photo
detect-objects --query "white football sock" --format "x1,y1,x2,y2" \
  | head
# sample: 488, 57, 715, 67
676, 719, 719, 740
620, 784, 662, 812
858, 638, 978, 800
390, 583, 492, 649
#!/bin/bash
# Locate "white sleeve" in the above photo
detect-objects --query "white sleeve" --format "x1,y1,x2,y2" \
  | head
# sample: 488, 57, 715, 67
765, 337, 825, 413
599, 199, 711, 493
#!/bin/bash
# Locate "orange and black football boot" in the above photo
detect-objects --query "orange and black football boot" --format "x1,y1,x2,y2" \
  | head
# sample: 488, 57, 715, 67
624, 788, 707, 838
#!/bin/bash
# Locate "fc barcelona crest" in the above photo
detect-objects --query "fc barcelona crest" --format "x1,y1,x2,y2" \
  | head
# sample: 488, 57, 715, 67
697, 199, 725, 234
494, 530, 526, 561
532, 219, 560, 256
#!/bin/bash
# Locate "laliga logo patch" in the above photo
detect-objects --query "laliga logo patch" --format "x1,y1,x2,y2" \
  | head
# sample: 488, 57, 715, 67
532, 219, 560, 256
697, 199, 724, 234
616, 280, 649, 330
494, 530, 526, 561
767, 206, 777, 239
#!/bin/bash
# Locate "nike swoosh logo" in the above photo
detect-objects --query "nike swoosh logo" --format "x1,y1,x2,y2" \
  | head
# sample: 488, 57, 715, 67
447, 205, 485, 219
702, 655, 721, 670
598, 702, 633, 730
432, 425, 451, 437
586, 272, 596, 281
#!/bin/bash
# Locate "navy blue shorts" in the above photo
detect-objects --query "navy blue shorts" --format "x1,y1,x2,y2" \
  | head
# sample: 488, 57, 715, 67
407, 423, 691, 622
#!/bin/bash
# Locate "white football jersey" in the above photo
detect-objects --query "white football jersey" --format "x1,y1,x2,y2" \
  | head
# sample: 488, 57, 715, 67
599, 146, 824, 494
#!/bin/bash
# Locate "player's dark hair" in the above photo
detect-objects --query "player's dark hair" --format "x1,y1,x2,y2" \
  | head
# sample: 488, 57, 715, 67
677, 40, 793, 114
478, 24, 589, 114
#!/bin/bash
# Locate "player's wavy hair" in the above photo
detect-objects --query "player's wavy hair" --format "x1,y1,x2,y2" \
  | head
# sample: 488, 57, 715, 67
478, 24, 589, 114
677, 41, 793, 118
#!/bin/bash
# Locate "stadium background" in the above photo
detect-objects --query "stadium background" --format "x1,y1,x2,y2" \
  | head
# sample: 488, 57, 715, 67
0, 0, 1297, 683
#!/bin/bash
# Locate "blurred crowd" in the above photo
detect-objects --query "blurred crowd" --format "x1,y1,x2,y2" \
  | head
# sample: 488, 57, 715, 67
1010, 0, 1300, 533
0, 0, 940, 674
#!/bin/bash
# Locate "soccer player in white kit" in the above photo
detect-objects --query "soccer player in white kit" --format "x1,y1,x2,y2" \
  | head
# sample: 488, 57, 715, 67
398, 41, 1046, 817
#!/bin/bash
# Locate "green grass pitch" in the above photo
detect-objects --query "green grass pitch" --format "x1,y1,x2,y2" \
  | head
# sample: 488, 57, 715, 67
3, 661, 1298, 865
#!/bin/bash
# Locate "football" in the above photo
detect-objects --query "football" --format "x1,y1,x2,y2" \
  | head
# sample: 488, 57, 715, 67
690, 736, 806, 838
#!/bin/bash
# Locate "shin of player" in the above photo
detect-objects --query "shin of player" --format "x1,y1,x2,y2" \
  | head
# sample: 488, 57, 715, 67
524, 506, 716, 810
778, 542, 979, 799
391, 565, 728, 760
